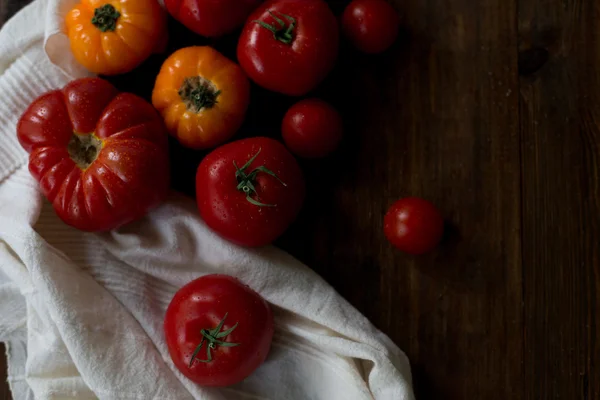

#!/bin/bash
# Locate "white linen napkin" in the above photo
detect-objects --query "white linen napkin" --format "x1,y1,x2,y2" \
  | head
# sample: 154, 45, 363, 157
0, 0, 415, 398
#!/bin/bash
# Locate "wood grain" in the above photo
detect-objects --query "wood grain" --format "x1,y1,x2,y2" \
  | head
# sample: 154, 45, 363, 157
0, 0, 598, 399
293, 1, 524, 398
518, 0, 600, 398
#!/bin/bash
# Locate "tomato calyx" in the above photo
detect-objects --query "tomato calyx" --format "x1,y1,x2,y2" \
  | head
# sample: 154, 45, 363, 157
189, 313, 240, 367
68, 133, 103, 170
234, 148, 287, 207
179, 77, 221, 113
91, 4, 121, 32
254, 11, 297, 45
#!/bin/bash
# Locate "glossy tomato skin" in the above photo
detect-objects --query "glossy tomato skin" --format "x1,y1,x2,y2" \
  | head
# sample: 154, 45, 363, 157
384, 197, 444, 255
17, 78, 170, 232
282, 98, 343, 158
342, 0, 400, 54
237, 0, 339, 96
152, 46, 250, 150
164, 274, 274, 386
165, 0, 261, 37
196, 137, 305, 247
66, 0, 167, 75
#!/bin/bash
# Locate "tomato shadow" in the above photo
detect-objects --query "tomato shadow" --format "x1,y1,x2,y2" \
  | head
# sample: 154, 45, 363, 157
411, 363, 454, 400
166, 139, 207, 198
415, 221, 490, 293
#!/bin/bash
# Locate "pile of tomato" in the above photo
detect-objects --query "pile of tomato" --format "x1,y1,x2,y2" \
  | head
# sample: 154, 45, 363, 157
16, 0, 444, 387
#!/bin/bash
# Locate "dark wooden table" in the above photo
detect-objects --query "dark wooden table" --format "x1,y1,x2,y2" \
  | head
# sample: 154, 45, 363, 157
1, 0, 599, 399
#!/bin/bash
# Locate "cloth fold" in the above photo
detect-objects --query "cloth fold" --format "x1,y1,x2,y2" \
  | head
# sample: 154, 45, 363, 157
0, 0, 415, 399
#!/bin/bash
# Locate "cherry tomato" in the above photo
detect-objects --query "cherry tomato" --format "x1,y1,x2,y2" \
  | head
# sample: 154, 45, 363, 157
152, 46, 250, 150
65, 0, 167, 75
384, 197, 444, 255
282, 99, 343, 158
17, 78, 170, 232
164, 0, 261, 37
342, 0, 400, 54
164, 274, 274, 387
237, 0, 339, 96
196, 137, 305, 247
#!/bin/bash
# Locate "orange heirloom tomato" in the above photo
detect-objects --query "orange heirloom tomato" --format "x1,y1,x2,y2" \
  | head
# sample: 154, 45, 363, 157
152, 46, 250, 150
66, 0, 167, 75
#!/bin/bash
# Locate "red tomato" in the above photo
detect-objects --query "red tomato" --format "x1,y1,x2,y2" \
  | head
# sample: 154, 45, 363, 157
17, 78, 169, 232
384, 197, 444, 255
196, 137, 305, 247
237, 0, 339, 96
282, 98, 343, 158
164, 0, 261, 37
342, 0, 400, 54
164, 274, 273, 386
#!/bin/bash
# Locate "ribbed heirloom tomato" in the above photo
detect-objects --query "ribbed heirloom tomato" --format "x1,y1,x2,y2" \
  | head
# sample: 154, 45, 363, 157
164, 0, 261, 37
66, 0, 167, 75
164, 275, 273, 387
17, 78, 170, 232
153, 46, 250, 150
196, 137, 305, 247
237, 0, 339, 96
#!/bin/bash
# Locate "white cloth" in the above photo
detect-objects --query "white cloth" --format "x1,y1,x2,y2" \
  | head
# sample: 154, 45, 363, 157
0, 1, 415, 399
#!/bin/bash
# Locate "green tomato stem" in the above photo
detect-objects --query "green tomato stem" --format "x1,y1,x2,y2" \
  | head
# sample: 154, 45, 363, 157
234, 148, 287, 207
188, 313, 240, 367
91, 4, 120, 32
179, 77, 221, 113
253, 11, 297, 45
68, 133, 102, 170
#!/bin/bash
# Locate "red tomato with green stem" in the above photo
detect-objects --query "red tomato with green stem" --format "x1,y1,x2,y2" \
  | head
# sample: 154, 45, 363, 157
164, 0, 262, 37
237, 0, 339, 96
17, 78, 169, 232
196, 137, 305, 247
384, 197, 444, 255
342, 0, 400, 54
164, 274, 274, 387
282, 98, 343, 158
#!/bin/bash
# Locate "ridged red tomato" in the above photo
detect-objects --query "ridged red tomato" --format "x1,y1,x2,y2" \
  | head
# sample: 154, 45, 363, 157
17, 78, 170, 232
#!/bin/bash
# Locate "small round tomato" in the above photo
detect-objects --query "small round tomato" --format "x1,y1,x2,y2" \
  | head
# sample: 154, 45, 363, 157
164, 0, 261, 37
65, 0, 167, 75
282, 98, 343, 158
152, 46, 250, 150
384, 197, 444, 255
17, 78, 170, 232
342, 0, 400, 54
196, 137, 305, 247
237, 0, 339, 96
164, 274, 273, 387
